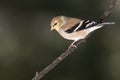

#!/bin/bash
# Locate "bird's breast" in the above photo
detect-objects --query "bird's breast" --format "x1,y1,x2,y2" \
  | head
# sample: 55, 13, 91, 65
58, 29, 87, 41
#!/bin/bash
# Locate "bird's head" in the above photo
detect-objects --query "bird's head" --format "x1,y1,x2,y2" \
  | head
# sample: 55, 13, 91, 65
51, 16, 66, 31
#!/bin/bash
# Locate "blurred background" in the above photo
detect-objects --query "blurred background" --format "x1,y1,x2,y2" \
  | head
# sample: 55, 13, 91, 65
0, 0, 120, 80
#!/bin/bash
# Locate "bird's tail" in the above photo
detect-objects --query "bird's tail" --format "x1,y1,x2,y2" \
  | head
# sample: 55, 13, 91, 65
96, 22, 115, 26
88, 22, 115, 32
101, 22, 115, 25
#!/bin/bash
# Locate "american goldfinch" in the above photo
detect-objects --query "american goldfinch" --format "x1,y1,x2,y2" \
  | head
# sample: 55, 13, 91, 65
51, 16, 114, 43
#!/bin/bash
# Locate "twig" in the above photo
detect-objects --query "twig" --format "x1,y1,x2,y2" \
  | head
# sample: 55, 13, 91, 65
99, 0, 117, 22
32, 39, 86, 80
32, 0, 117, 80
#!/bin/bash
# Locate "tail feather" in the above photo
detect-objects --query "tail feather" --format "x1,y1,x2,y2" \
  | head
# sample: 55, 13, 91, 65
87, 22, 115, 33
97, 22, 115, 26
100, 22, 115, 25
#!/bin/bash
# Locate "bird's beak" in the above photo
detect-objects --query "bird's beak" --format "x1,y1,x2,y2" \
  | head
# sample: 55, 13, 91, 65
51, 27, 54, 31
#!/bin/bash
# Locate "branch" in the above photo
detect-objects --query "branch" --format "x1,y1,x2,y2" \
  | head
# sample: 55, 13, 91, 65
32, 0, 117, 80
32, 39, 86, 80
99, 0, 117, 22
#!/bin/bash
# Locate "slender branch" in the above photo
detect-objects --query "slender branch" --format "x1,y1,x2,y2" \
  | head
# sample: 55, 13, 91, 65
99, 0, 117, 22
32, 39, 86, 80
32, 0, 117, 80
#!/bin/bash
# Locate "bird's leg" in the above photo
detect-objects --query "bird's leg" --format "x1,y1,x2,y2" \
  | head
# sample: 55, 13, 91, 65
69, 41, 78, 48
69, 38, 87, 49
69, 39, 86, 48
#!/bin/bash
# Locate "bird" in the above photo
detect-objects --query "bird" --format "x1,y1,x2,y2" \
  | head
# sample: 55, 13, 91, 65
50, 16, 114, 47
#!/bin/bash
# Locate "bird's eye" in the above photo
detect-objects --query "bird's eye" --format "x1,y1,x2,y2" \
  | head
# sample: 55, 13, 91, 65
54, 23, 58, 26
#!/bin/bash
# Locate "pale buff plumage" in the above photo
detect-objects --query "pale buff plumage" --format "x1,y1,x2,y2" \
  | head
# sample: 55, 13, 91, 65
50, 16, 114, 41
